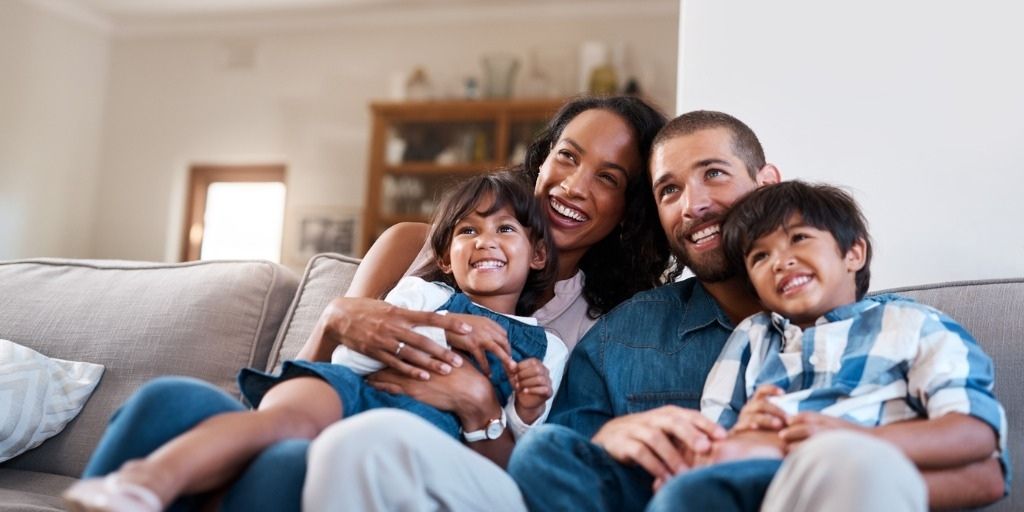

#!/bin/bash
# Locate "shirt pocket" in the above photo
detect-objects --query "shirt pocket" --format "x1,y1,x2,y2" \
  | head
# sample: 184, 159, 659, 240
625, 391, 700, 414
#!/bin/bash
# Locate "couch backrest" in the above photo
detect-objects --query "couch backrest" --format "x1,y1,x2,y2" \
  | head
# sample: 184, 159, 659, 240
0, 258, 298, 477
267, 253, 360, 371
879, 278, 1022, 511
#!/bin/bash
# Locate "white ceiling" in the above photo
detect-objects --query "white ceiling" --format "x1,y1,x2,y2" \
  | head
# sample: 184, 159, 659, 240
36, 0, 667, 35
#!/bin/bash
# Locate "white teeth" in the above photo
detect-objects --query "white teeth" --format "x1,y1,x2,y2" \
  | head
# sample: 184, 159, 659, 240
472, 260, 505, 269
550, 198, 588, 222
782, 275, 811, 292
689, 224, 720, 243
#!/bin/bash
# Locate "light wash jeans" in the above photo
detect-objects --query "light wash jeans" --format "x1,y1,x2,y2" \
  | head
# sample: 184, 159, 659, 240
83, 376, 307, 512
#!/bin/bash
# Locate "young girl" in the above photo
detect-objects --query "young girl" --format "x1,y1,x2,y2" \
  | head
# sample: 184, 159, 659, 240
64, 171, 568, 512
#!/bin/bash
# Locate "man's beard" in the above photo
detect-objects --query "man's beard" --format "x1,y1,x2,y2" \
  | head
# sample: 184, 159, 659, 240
670, 214, 736, 283
674, 245, 735, 283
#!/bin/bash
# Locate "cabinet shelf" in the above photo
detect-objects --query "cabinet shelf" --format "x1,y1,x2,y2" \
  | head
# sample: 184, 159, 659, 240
383, 162, 500, 175
361, 98, 565, 255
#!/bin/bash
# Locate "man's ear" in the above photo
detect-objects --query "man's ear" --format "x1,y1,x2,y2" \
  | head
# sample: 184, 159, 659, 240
755, 164, 782, 186
845, 238, 868, 272
529, 241, 548, 271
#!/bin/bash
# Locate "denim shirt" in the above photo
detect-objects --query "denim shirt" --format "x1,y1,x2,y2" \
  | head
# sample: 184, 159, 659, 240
548, 278, 735, 439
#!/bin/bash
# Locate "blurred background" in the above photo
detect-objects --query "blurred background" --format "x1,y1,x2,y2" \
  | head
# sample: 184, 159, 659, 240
2, 0, 1022, 289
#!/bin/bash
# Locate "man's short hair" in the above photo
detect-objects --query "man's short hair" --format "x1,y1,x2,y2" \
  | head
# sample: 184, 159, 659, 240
652, 110, 766, 178
722, 180, 873, 299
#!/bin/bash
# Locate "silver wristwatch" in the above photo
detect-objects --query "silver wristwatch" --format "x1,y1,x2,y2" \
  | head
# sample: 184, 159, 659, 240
462, 409, 507, 442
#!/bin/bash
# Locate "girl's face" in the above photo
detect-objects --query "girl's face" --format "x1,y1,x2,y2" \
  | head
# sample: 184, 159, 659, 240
535, 109, 642, 275
440, 194, 547, 315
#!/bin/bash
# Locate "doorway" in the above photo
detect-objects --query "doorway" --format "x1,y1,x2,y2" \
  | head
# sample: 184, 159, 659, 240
181, 164, 286, 262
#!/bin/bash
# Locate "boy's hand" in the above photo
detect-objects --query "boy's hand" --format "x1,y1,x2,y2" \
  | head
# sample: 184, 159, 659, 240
511, 358, 551, 425
779, 412, 867, 451
734, 385, 788, 432
444, 313, 515, 377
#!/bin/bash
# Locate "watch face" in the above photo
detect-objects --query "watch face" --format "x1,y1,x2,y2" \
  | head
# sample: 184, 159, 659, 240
485, 419, 503, 439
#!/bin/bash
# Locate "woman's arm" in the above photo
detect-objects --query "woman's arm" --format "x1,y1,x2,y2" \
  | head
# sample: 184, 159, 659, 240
295, 223, 469, 378
367, 364, 517, 467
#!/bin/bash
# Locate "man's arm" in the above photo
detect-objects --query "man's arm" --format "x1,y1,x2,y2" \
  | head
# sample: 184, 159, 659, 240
547, 327, 724, 482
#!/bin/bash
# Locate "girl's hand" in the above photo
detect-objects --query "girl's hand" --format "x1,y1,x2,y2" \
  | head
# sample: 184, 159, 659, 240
734, 384, 788, 432
366, 363, 497, 423
444, 313, 515, 377
511, 358, 551, 424
779, 412, 867, 451
316, 297, 471, 380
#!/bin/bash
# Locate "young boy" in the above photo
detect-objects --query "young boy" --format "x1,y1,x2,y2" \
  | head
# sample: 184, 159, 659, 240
654, 181, 1009, 511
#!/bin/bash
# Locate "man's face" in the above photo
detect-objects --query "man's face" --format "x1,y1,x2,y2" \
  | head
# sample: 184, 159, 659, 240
650, 127, 778, 282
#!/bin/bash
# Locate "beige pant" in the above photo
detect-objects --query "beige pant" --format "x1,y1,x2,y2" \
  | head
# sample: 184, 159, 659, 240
304, 411, 926, 512
304, 409, 526, 512
762, 430, 927, 512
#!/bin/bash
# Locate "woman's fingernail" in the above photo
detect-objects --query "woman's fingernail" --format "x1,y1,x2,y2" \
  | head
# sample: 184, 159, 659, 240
451, 354, 463, 367
419, 372, 429, 381
439, 364, 452, 374
460, 323, 472, 333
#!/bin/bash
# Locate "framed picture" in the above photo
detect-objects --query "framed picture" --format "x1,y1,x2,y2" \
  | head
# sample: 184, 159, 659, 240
283, 205, 361, 270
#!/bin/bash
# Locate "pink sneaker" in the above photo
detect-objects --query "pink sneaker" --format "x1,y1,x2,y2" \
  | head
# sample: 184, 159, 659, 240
63, 474, 162, 512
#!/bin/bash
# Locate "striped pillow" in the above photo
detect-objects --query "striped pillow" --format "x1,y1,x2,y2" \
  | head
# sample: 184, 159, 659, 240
0, 339, 104, 462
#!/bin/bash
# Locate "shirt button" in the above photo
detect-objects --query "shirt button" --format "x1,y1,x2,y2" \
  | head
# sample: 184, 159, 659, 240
809, 354, 820, 365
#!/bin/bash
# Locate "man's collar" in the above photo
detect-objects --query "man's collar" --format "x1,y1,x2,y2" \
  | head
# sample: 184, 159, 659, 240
678, 278, 734, 338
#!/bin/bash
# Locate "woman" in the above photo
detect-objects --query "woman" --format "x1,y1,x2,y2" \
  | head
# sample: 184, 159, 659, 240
76, 96, 667, 511
300, 96, 669, 510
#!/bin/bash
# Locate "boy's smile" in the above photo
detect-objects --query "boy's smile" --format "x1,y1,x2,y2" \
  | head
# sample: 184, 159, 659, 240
745, 214, 866, 328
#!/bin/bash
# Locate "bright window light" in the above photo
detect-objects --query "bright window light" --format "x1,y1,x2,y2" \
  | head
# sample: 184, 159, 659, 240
200, 182, 286, 262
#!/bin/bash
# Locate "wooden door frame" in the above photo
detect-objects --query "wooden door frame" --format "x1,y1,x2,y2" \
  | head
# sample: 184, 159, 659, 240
180, 164, 286, 262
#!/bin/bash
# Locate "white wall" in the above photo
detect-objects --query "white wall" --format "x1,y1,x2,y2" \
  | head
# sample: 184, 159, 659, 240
0, 1, 109, 260
678, 0, 1024, 289
91, 2, 678, 268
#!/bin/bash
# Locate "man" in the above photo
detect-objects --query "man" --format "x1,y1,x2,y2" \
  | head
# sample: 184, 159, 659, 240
506, 111, 1004, 511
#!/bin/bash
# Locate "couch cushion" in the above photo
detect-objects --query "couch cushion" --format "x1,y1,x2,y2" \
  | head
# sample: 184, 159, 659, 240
0, 468, 74, 511
0, 258, 298, 478
267, 253, 359, 371
879, 278, 1022, 511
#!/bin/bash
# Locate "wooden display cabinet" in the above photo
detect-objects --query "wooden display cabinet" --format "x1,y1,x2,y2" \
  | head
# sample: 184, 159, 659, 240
361, 99, 565, 254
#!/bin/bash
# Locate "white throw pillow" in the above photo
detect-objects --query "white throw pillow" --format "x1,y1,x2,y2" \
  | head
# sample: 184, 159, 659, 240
0, 339, 104, 463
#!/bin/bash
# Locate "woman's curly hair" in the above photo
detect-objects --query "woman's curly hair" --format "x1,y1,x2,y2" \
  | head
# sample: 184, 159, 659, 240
522, 95, 670, 317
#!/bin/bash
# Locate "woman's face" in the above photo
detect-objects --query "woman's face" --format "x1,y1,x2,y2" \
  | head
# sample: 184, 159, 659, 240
534, 108, 642, 272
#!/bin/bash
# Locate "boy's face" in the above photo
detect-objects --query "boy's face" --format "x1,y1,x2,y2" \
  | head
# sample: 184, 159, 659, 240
744, 214, 866, 327
441, 196, 547, 314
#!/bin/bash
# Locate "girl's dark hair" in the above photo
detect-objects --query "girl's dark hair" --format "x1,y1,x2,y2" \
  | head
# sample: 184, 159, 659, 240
522, 95, 670, 317
414, 170, 557, 316
721, 180, 873, 300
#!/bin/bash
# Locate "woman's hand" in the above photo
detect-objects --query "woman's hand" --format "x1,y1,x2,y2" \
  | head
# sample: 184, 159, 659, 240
366, 363, 498, 424
443, 313, 514, 376
306, 296, 473, 380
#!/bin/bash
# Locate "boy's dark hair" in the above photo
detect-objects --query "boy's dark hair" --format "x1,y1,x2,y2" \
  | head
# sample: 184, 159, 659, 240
414, 170, 557, 316
652, 110, 766, 179
522, 95, 670, 318
721, 181, 873, 299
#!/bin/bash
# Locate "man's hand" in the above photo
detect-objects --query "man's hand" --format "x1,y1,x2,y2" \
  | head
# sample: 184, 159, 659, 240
779, 411, 866, 451
444, 313, 514, 377
591, 406, 726, 482
511, 358, 551, 425
734, 384, 788, 432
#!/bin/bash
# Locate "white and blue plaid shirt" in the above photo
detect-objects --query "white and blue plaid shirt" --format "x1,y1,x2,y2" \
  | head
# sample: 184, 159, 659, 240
701, 296, 1009, 488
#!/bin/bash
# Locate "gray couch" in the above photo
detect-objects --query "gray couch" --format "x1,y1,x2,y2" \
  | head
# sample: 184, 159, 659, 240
0, 255, 1019, 511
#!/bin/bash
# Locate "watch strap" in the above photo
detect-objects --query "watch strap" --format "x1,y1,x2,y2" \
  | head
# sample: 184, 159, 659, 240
462, 409, 507, 443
